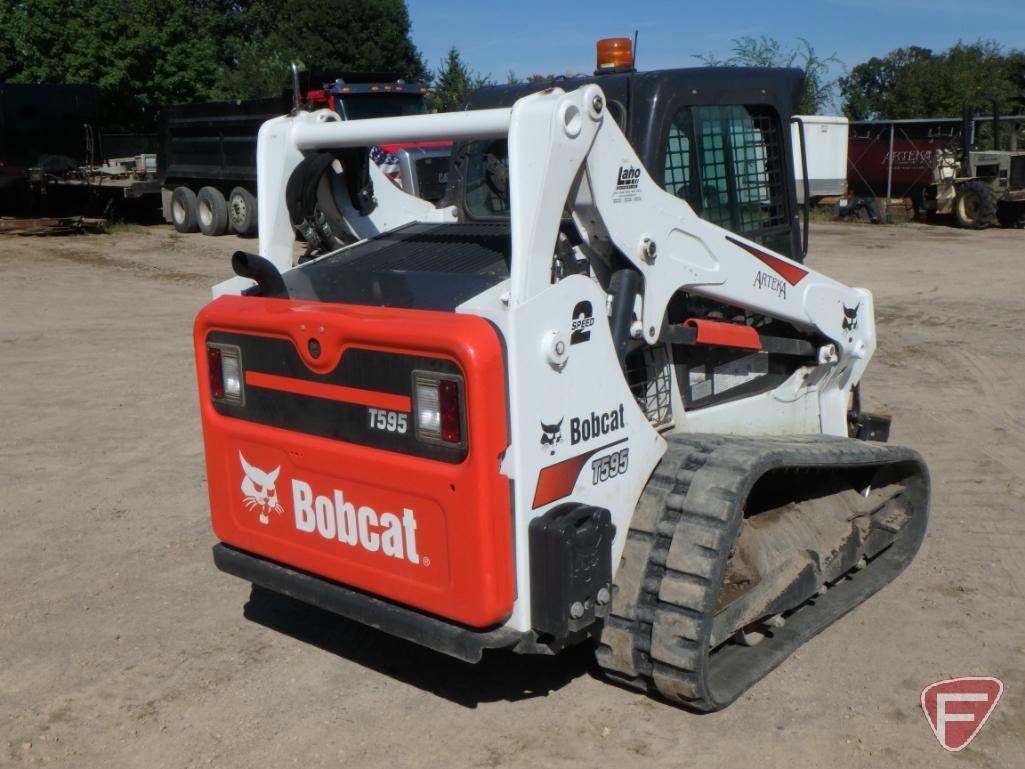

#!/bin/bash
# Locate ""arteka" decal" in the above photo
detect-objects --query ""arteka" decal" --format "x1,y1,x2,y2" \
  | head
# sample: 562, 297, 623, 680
753, 270, 787, 299
726, 235, 808, 287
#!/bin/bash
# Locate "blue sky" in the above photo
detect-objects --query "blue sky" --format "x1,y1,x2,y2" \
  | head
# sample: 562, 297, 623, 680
408, 0, 1025, 101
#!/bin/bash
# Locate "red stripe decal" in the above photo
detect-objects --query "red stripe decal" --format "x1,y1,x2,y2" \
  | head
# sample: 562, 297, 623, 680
245, 371, 411, 412
532, 439, 627, 509
726, 235, 808, 286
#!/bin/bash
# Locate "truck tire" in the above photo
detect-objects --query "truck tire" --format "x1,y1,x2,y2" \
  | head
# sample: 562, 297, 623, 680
171, 186, 199, 233
996, 202, 1025, 228
954, 180, 996, 229
197, 187, 229, 236
228, 186, 258, 236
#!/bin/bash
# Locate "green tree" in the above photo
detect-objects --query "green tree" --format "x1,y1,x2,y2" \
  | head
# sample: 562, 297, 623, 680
222, 0, 428, 99
3, 0, 225, 129
840, 41, 1025, 120
0, 0, 428, 126
0, 4, 17, 81
695, 36, 841, 114
838, 46, 932, 120
427, 46, 490, 112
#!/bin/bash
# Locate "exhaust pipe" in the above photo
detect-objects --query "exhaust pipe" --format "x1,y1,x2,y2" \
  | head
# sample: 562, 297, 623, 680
232, 250, 287, 298
290, 61, 301, 115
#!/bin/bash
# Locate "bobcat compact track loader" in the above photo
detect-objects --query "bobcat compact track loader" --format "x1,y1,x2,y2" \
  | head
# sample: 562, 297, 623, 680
195, 41, 929, 711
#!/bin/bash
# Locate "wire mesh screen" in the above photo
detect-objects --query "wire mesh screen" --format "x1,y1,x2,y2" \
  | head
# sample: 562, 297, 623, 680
663, 121, 691, 195
627, 345, 673, 427
730, 112, 787, 232
698, 118, 730, 228
663, 105, 792, 257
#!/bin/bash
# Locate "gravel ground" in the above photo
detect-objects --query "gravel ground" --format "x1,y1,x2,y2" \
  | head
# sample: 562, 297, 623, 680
1, 221, 1023, 768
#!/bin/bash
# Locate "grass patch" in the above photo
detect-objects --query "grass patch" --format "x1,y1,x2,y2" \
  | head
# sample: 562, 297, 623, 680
808, 204, 840, 223
98, 220, 147, 235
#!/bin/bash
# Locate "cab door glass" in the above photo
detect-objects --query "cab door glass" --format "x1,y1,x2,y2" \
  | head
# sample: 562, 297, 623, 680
663, 108, 696, 201
663, 105, 791, 257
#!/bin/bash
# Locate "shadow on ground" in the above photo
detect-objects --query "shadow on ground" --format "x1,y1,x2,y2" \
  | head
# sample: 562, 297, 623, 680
243, 586, 599, 708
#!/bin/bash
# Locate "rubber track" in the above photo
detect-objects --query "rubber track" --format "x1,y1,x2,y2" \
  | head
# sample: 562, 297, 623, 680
595, 433, 929, 711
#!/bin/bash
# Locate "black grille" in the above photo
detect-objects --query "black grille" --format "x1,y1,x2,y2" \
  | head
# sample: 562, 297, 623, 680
281, 222, 511, 311
341, 222, 510, 274
1010, 156, 1025, 191
415, 156, 449, 202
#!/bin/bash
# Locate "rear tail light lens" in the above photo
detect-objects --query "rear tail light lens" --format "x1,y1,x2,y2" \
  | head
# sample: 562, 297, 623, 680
221, 353, 242, 399
207, 347, 224, 399
207, 343, 244, 405
413, 371, 465, 446
439, 380, 461, 443
415, 378, 441, 434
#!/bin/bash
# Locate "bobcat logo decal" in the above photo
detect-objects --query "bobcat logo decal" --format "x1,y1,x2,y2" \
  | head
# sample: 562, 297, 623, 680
540, 419, 563, 456
239, 452, 284, 525
842, 303, 860, 333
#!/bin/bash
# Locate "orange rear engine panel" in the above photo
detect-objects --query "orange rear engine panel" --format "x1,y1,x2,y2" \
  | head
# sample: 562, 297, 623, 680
195, 295, 513, 628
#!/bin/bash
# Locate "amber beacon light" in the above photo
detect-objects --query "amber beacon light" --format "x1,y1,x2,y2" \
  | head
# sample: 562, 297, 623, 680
596, 37, 634, 72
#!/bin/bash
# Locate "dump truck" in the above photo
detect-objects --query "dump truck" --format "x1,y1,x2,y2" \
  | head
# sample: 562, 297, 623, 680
161, 72, 449, 237
194, 39, 930, 711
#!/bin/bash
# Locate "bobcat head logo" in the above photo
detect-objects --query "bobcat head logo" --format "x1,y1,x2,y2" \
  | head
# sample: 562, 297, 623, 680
842, 303, 860, 336
540, 419, 563, 456
239, 452, 284, 525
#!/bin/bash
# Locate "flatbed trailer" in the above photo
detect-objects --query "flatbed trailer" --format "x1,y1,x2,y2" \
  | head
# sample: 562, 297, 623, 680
0, 83, 100, 193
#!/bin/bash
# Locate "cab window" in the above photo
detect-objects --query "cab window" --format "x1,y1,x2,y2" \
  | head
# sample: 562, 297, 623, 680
464, 139, 510, 218
662, 105, 791, 256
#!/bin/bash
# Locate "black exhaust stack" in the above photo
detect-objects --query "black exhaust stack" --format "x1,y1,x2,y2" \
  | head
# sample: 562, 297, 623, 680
232, 251, 287, 298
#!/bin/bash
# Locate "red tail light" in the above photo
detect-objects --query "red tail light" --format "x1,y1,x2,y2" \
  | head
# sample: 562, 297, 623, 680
206, 343, 244, 404
439, 379, 461, 443
207, 346, 224, 399
413, 371, 465, 447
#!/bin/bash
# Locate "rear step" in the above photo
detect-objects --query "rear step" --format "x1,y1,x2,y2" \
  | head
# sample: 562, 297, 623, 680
213, 544, 528, 663
596, 433, 929, 711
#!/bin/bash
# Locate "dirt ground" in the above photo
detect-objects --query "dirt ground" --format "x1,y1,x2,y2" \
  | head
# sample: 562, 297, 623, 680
1, 221, 1023, 768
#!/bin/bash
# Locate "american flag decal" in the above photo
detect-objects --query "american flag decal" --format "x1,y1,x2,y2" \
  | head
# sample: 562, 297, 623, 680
370, 146, 403, 188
